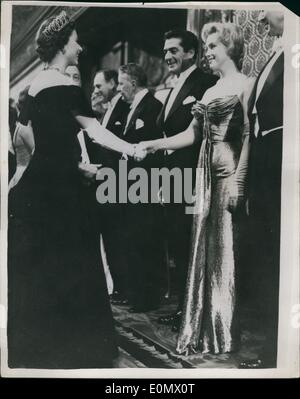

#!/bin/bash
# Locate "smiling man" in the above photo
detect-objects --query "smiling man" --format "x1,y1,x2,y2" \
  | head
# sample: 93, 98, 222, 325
156, 29, 218, 332
84, 69, 130, 167
93, 70, 117, 107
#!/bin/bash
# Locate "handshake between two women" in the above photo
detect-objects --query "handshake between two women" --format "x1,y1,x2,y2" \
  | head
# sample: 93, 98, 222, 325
131, 139, 164, 162
78, 138, 164, 185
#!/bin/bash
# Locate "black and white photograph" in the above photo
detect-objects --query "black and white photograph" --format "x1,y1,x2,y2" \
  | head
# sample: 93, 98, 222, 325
0, 1, 299, 378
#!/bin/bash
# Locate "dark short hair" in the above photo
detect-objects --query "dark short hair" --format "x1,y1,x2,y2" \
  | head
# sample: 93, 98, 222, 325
36, 15, 75, 63
95, 69, 118, 86
119, 63, 147, 87
164, 29, 199, 60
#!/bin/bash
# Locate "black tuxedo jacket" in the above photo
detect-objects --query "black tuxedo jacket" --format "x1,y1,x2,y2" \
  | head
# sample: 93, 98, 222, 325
103, 97, 130, 137
84, 96, 130, 167
123, 91, 163, 170
157, 67, 218, 171
248, 51, 284, 139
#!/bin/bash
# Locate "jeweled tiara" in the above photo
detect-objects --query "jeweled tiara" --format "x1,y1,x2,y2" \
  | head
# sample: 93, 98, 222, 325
43, 11, 70, 40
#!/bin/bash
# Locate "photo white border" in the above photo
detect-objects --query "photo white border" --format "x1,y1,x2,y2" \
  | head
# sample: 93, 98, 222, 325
0, 1, 299, 379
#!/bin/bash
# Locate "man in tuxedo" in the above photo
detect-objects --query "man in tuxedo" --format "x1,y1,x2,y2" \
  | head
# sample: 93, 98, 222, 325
84, 69, 130, 166
240, 11, 284, 369
156, 30, 218, 330
118, 63, 165, 312
81, 69, 130, 306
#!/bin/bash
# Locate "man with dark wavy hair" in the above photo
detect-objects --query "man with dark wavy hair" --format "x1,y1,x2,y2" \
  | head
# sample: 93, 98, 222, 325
156, 29, 218, 331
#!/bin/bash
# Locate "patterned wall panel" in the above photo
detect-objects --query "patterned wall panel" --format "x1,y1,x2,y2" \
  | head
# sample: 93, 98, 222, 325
234, 10, 275, 77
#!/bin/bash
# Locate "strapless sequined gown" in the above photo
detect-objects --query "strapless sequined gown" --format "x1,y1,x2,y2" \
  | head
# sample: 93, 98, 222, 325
177, 95, 245, 355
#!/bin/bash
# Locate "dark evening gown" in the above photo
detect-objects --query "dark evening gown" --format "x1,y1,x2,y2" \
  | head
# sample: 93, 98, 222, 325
177, 95, 247, 355
7, 83, 118, 368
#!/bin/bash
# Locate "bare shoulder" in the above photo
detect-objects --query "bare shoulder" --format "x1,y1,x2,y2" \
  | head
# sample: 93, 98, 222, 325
238, 74, 255, 92
29, 70, 71, 97
233, 73, 254, 101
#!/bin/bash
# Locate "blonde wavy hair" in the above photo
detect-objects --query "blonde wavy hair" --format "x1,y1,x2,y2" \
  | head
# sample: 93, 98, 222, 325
201, 22, 244, 71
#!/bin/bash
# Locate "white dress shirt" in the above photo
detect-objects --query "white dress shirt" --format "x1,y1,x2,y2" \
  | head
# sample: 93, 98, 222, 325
164, 64, 197, 120
124, 88, 149, 132
253, 38, 283, 137
101, 92, 122, 128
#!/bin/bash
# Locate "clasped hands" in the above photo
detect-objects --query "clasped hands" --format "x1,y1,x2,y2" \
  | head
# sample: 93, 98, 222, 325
78, 139, 160, 184
131, 140, 160, 162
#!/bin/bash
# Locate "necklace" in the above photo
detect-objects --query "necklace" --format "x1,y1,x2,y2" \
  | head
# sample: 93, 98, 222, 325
43, 64, 63, 73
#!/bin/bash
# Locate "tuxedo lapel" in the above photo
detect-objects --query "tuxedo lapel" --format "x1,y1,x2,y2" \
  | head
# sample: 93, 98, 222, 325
248, 74, 260, 115
248, 51, 278, 113
165, 69, 198, 121
106, 98, 121, 130
124, 92, 149, 135
100, 111, 106, 125
258, 52, 283, 102
157, 89, 173, 128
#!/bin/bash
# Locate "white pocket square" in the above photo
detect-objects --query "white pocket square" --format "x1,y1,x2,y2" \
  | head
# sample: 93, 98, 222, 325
115, 121, 121, 125
135, 119, 144, 129
183, 96, 196, 105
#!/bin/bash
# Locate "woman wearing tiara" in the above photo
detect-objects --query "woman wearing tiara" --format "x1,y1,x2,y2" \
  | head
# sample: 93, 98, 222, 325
142, 22, 254, 355
7, 12, 144, 368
